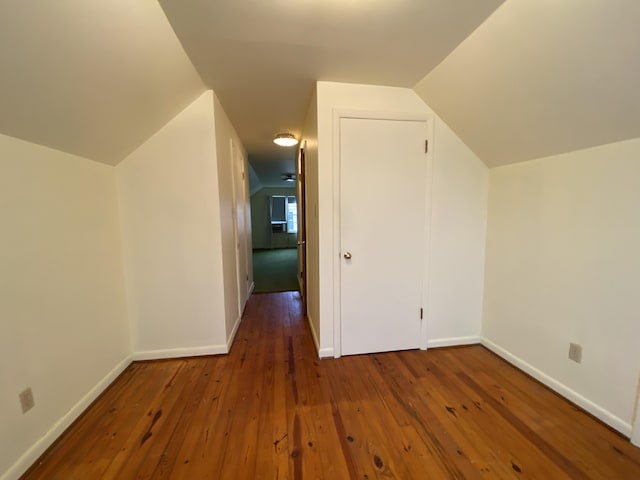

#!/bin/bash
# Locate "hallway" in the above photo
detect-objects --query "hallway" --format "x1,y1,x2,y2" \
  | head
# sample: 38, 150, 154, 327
23, 292, 640, 479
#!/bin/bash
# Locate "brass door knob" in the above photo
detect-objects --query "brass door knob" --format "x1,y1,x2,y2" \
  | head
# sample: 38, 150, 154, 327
344, 252, 352, 260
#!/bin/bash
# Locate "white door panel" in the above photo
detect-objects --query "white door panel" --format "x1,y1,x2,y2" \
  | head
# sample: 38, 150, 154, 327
231, 140, 249, 314
340, 117, 426, 355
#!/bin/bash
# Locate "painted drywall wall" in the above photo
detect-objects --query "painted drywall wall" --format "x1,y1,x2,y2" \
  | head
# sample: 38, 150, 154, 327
247, 162, 263, 196
0, 134, 130, 479
250, 187, 297, 250
428, 121, 489, 346
315, 81, 488, 356
212, 93, 252, 342
301, 91, 321, 353
117, 91, 227, 358
482, 138, 640, 435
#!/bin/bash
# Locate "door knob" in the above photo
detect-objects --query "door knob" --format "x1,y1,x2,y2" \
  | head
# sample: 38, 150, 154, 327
344, 252, 352, 260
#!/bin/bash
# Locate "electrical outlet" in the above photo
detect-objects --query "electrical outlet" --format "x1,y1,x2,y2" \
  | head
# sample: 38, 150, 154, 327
569, 343, 582, 364
19, 387, 35, 414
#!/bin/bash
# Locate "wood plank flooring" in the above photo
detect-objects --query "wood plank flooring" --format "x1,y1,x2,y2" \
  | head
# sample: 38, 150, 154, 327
22, 292, 640, 479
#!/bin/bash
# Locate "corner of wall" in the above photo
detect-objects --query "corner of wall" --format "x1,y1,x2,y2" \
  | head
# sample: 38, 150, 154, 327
2, 355, 132, 480
481, 337, 632, 436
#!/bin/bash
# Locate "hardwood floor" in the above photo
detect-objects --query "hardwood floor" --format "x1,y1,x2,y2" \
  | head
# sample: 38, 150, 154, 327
22, 292, 640, 479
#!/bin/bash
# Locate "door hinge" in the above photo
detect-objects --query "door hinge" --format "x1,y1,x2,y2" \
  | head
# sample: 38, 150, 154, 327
425, 139, 429, 153
420, 307, 423, 320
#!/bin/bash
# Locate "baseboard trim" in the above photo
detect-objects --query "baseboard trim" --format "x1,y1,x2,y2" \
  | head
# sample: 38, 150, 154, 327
249, 281, 255, 295
226, 315, 242, 352
132, 344, 228, 361
306, 314, 320, 355
427, 336, 480, 349
306, 315, 334, 358
2, 354, 132, 480
481, 337, 632, 436
318, 347, 334, 358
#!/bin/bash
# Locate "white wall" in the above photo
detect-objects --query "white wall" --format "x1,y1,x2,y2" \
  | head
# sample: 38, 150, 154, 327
212, 93, 252, 342
315, 81, 488, 356
0, 134, 130, 479
428, 122, 489, 346
301, 91, 321, 354
117, 91, 228, 358
482, 138, 640, 435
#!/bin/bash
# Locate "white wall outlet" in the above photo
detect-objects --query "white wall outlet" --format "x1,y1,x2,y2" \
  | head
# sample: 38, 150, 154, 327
569, 343, 582, 364
19, 387, 35, 414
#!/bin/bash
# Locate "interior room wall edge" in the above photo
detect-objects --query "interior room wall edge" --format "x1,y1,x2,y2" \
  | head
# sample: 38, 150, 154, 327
481, 337, 631, 436
1, 355, 132, 480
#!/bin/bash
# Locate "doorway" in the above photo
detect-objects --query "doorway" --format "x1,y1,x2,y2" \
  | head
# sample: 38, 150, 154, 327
249, 147, 307, 297
338, 115, 432, 356
252, 194, 298, 293
296, 146, 307, 315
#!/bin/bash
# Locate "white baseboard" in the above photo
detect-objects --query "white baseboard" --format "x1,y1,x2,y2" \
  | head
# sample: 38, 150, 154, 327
318, 347, 334, 358
132, 344, 228, 361
1, 355, 132, 480
427, 336, 480, 349
249, 281, 255, 295
306, 314, 320, 355
226, 314, 242, 352
306, 314, 334, 358
481, 337, 632, 436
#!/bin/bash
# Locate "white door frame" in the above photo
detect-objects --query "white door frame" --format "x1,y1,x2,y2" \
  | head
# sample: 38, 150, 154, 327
331, 109, 434, 357
230, 139, 248, 317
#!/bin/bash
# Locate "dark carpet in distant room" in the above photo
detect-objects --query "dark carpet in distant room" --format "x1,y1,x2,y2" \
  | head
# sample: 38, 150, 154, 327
252, 248, 299, 293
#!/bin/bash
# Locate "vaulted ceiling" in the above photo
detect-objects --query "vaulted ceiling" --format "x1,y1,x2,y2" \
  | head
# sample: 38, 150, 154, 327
0, 1, 204, 165
1, 1, 639, 173
158, 0, 504, 177
416, 0, 640, 167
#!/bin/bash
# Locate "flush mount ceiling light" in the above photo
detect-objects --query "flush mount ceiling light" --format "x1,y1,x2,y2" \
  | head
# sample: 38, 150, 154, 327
273, 132, 299, 147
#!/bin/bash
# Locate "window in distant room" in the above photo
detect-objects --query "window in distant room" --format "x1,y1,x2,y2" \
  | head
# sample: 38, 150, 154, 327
270, 195, 297, 233
287, 196, 297, 234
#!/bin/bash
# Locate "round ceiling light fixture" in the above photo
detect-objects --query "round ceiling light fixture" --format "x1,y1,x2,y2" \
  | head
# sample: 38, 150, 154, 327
273, 132, 299, 147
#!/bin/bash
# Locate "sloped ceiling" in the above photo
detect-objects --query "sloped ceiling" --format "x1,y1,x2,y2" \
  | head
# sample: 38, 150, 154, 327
158, 0, 504, 176
0, 1, 204, 165
415, 0, 640, 167
1, 1, 637, 170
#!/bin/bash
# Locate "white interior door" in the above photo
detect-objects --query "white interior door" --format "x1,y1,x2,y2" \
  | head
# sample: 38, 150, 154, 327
230, 140, 249, 314
340, 117, 427, 356
235, 146, 251, 300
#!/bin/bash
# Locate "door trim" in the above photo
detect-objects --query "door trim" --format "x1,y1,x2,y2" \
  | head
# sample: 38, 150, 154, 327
297, 143, 308, 316
229, 138, 249, 318
331, 109, 435, 357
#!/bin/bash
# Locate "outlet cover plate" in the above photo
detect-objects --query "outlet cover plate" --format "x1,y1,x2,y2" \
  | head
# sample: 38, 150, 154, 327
19, 387, 35, 413
569, 343, 583, 364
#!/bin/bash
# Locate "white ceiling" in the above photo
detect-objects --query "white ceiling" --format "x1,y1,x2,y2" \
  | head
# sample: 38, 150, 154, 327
158, 0, 503, 173
0, 0, 204, 165
416, 0, 640, 167
1, 0, 638, 176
